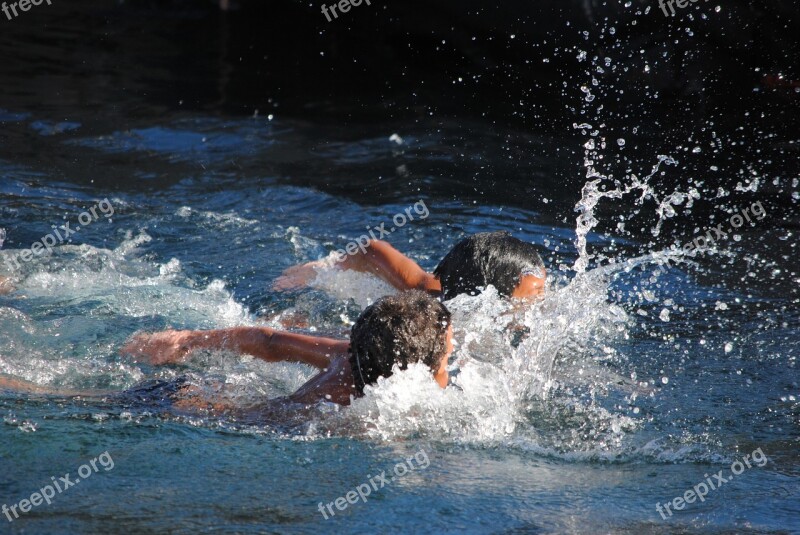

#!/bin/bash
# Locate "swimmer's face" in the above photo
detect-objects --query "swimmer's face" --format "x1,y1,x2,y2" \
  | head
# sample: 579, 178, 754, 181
511, 272, 546, 301
433, 325, 453, 389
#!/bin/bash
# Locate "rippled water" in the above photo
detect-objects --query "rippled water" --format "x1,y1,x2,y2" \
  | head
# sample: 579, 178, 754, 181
1, 1, 798, 533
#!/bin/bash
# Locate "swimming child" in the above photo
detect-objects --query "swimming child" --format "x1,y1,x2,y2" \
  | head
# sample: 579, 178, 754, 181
0, 291, 453, 415
274, 230, 547, 301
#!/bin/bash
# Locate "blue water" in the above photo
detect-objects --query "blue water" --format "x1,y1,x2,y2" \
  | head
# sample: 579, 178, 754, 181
1, 113, 797, 533
1, 1, 799, 533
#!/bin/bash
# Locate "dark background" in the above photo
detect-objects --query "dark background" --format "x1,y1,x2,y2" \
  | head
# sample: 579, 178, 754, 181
0, 0, 797, 252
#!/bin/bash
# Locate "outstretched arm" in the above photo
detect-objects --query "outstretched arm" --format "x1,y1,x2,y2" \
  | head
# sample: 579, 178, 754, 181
273, 240, 441, 293
0, 374, 105, 397
339, 240, 440, 292
121, 327, 348, 369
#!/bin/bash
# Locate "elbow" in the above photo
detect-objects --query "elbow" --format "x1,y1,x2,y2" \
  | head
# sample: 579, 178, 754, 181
263, 328, 276, 350
416, 273, 442, 293
256, 328, 278, 361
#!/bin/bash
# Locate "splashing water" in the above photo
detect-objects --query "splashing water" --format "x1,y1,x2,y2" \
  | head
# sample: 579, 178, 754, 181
571, 148, 682, 273
0, 214, 652, 460
0, 78, 787, 466
300, 259, 645, 459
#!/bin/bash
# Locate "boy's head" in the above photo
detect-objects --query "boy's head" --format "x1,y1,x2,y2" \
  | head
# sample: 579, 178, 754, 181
433, 231, 546, 300
349, 290, 452, 395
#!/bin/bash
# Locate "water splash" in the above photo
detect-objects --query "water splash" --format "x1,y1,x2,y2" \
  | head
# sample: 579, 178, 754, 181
571, 147, 682, 273
0, 231, 253, 389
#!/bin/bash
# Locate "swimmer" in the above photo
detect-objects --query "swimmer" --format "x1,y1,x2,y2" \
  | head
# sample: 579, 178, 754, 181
0, 291, 453, 414
274, 230, 547, 301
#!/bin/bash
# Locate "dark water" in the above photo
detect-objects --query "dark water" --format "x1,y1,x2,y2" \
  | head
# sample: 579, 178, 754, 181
0, 1, 798, 533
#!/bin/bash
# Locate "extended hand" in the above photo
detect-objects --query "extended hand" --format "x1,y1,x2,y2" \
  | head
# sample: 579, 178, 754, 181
121, 330, 193, 366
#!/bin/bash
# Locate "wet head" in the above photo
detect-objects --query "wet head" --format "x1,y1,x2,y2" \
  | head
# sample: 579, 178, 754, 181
348, 290, 452, 394
433, 231, 547, 301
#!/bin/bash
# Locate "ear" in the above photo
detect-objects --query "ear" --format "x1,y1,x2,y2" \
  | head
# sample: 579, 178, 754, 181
512, 273, 545, 299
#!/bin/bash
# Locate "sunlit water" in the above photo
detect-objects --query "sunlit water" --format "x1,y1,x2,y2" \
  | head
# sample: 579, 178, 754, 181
1, 3, 799, 533
1, 114, 797, 532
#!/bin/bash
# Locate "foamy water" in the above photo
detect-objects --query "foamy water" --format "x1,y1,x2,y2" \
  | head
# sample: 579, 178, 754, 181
0, 219, 693, 464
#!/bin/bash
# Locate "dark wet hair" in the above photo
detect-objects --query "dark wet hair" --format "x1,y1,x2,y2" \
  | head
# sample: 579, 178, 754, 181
348, 290, 451, 395
433, 231, 545, 300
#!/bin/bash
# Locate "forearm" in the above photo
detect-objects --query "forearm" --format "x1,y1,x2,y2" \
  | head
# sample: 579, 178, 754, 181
182, 327, 344, 369
181, 327, 269, 359
339, 240, 439, 292
0, 374, 105, 397
267, 330, 347, 369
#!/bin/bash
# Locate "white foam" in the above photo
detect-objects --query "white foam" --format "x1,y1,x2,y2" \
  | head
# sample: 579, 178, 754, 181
310, 256, 397, 309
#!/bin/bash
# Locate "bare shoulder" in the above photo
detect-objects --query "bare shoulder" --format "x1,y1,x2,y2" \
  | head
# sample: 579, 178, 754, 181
289, 353, 355, 406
